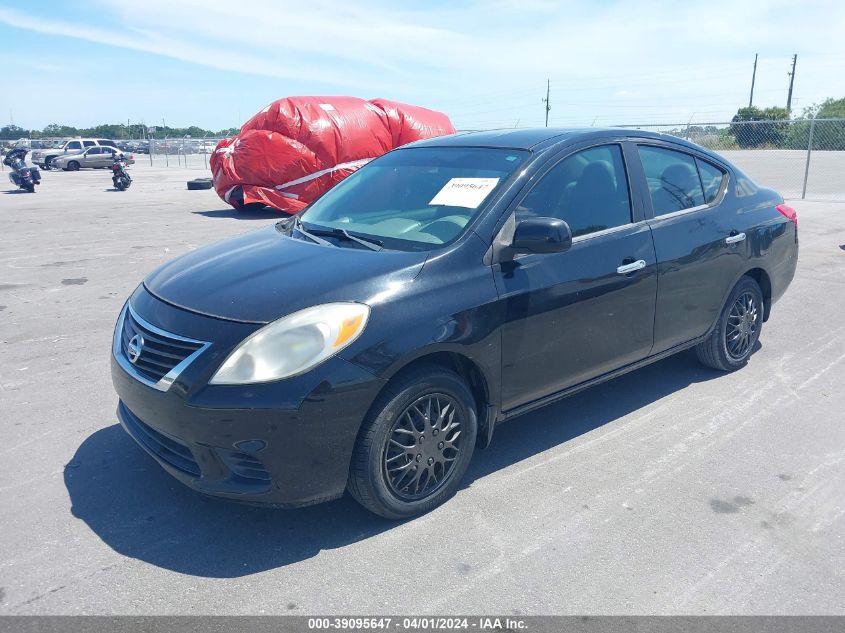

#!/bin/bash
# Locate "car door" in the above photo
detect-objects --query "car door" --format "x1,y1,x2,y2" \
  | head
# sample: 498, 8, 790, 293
82, 147, 101, 167
493, 142, 658, 412
98, 147, 115, 167
633, 142, 745, 353
64, 140, 82, 156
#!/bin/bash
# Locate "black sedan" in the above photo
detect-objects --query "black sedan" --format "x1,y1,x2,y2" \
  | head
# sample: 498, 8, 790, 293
112, 128, 798, 518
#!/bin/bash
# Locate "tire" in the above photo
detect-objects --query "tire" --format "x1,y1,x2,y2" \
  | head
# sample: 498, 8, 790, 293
67, 161, 80, 171
348, 364, 477, 519
24, 182, 35, 193
695, 276, 764, 372
187, 179, 213, 190
115, 180, 125, 191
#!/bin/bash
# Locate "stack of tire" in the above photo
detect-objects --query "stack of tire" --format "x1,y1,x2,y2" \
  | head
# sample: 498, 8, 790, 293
187, 177, 213, 191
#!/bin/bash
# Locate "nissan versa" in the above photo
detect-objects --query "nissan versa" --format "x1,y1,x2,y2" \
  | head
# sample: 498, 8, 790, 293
112, 129, 798, 519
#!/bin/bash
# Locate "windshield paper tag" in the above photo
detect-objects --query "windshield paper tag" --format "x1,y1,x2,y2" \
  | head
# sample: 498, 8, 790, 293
429, 178, 500, 208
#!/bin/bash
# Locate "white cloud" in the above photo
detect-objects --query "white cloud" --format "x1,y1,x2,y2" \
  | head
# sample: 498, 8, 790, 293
2, 0, 844, 128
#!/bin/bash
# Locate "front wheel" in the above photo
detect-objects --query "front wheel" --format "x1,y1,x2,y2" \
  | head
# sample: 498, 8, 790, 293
696, 276, 764, 371
348, 365, 477, 519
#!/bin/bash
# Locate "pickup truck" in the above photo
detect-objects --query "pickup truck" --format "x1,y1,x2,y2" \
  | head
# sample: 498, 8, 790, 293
31, 138, 119, 169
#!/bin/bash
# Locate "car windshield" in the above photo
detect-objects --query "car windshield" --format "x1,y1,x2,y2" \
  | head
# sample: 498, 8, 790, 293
298, 147, 528, 251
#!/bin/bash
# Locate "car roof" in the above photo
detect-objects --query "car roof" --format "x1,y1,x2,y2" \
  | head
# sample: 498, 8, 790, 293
406, 127, 705, 153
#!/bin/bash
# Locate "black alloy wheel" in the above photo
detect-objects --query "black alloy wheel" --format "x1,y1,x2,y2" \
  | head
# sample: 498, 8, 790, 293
725, 291, 759, 360
695, 275, 764, 371
383, 393, 464, 501
348, 364, 477, 519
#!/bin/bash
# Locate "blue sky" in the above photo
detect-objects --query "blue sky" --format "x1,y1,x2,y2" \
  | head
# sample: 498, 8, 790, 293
1, 0, 844, 132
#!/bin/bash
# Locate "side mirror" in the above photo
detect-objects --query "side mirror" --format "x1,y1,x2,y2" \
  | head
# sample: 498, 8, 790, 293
511, 217, 572, 255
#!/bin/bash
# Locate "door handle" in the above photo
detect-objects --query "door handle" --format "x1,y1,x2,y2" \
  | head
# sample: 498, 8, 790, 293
616, 259, 646, 274
725, 232, 746, 245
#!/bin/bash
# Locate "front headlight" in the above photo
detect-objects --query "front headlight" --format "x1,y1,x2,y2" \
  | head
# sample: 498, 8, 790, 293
209, 302, 370, 385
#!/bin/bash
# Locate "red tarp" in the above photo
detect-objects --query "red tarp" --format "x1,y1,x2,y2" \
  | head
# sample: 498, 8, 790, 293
210, 96, 455, 213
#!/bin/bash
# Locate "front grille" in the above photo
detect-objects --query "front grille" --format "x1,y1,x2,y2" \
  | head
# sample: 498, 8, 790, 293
217, 450, 272, 485
119, 402, 201, 477
115, 303, 209, 390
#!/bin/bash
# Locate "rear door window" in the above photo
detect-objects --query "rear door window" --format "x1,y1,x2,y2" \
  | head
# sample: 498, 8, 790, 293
66, 141, 81, 150
98, 140, 117, 148
637, 146, 705, 216
82, 140, 96, 147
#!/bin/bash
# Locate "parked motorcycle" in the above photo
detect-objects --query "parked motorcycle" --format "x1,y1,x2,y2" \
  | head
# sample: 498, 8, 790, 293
110, 151, 132, 191
3, 148, 41, 193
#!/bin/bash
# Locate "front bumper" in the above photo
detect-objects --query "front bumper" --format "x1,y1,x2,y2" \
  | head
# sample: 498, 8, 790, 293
112, 288, 386, 507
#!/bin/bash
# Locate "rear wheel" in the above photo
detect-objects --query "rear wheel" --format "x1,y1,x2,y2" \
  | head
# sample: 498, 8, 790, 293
67, 160, 80, 171
348, 365, 477, 519
696, 276, 763, 371
23, 182, 35, 193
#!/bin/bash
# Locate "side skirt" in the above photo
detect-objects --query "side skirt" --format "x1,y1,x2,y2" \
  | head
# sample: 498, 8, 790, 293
498, 335, 706, 422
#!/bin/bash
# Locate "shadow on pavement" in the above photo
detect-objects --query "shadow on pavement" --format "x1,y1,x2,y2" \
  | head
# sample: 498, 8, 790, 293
66, 349, 721, 578
193, 208, 282, 220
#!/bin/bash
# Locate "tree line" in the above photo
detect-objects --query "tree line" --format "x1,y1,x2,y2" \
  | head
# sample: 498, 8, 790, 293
723, 97, 845, 150
0, 122, 241, 140
648, 97, 845, 151
4, 97, 844, 148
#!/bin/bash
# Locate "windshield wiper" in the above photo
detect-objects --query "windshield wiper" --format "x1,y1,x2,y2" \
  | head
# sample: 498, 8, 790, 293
284, 215, 384, 251
305, 226, 384, 251
287, 215, 333, 247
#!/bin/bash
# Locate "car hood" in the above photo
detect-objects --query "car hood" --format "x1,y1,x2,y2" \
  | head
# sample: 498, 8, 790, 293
143, 225, 428, 323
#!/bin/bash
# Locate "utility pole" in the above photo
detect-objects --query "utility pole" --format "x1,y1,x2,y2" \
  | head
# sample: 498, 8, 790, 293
749, 53, 758, 107
542, 79, 550, 127
786, 54, 797, 112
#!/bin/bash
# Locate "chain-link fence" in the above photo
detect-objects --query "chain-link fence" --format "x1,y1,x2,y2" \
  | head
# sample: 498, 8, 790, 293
144, 136, 227, 170
620, 118, 845, 201
5, 119, 844, 200
0, 135, 228, 171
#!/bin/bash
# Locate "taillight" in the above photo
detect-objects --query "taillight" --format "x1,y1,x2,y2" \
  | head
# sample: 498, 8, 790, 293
776, 203, 797, 229
129, 154, 134, 160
